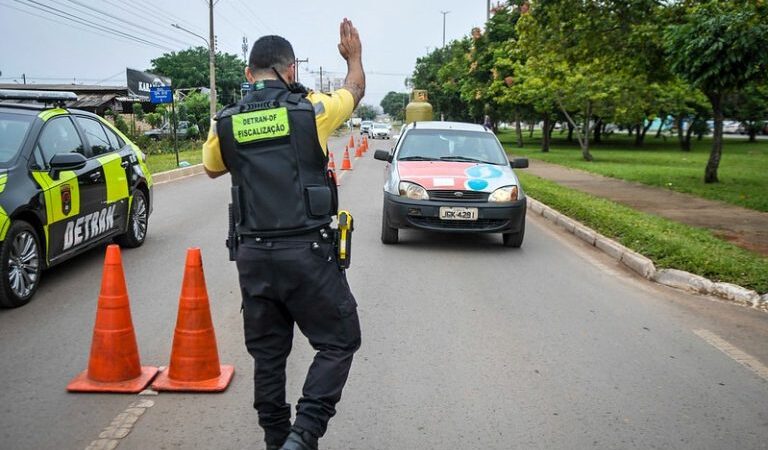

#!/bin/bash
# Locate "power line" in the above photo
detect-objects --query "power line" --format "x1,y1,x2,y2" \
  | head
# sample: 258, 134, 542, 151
239, 2, 276, 35
0, 1, 155, 49
130, 0, 207, 36
60, 0, 194, 49
18, 0, 173, 51
99, 0, 200, 47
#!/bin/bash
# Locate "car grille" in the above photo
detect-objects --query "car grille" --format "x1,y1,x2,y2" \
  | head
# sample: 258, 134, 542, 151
408, 216, 509, 230
429, 190, 488, 202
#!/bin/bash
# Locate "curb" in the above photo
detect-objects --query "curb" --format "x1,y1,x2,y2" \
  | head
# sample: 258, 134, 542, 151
526, 197, 767, 312
152, 164, 205, 185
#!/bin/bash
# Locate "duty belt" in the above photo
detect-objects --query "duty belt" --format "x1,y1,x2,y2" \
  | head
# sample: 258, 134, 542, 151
239, 228, 333, 244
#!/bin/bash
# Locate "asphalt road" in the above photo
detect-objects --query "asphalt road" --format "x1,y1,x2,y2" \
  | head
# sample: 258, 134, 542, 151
1, 132, 767, 450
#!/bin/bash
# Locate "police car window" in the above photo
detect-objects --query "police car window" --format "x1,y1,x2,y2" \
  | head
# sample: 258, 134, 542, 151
36, 117, 84, 166
102, 125, 123, 150
75, 117, 111, 157
0, 112, 33, 167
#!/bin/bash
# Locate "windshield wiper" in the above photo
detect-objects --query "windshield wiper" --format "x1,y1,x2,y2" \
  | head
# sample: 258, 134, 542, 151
439, 156, 496, 164
398, 156, 440, 161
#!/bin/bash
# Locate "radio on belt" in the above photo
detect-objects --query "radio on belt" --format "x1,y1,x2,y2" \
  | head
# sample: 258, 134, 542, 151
336, 210, 353, 269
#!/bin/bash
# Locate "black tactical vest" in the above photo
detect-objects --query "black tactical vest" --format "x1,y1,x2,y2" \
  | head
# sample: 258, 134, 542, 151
216, 81, 337, 237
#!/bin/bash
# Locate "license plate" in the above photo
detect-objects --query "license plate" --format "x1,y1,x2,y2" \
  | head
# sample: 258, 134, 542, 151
439, 207, 478, 221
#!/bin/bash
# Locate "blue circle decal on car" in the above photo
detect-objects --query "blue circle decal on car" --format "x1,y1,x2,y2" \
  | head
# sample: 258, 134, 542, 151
467, 179, 488, 190
466, 165, 503, 179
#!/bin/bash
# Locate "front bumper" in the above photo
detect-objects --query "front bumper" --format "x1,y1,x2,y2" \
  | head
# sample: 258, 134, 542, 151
383, 192, 526, 233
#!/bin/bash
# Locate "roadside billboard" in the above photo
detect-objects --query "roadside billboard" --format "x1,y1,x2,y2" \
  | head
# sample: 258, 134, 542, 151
126, 68, 171, 100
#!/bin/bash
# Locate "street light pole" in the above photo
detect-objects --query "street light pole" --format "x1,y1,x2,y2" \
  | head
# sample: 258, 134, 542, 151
440, 10, 450, 47
487, 0, 491, 20
208, 0, 217, 121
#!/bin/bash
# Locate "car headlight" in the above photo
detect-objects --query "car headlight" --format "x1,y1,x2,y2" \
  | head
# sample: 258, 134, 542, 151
488, 186, 519, 202
399, 181, 429, 200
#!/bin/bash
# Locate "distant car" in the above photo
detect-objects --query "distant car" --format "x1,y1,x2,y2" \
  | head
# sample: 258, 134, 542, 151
370, 122, 391, 139
374, 121, 528, 247
722, 120, 741, 134
0, 89, 153, 307
144, 120, 191, 140
360, 120, 373, 136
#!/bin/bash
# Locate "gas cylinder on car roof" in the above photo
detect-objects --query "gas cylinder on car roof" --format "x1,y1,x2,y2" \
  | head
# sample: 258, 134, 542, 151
405, 89, 433, 124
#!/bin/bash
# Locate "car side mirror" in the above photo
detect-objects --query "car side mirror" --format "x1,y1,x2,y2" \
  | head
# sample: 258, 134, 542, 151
374, 149, 392, 162
510, 158, 529, 169
50, 152, 87, 180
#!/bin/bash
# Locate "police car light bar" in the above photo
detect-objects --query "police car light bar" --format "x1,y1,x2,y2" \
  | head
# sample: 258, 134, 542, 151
0, 89, 78, 104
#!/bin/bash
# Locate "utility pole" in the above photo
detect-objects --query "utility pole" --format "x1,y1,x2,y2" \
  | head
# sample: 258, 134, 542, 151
22, 73, 26, 85
242, 36, 248, 62
440, 11, 450, 47
208, 0, 217, 120
487, 0, 491, 20
294, 58, 309, 83
319, 66, 324, 92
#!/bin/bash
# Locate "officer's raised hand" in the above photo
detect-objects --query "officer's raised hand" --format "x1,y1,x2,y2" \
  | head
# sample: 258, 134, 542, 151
337, 18, 365, 107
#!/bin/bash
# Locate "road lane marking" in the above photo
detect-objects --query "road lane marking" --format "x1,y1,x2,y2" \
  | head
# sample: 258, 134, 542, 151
84, 399, 154, 450
694, 329, 768, 382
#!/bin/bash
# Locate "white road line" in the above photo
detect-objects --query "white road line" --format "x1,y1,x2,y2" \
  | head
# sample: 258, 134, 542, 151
694, 329, 768, 382
84, 399, 155, 450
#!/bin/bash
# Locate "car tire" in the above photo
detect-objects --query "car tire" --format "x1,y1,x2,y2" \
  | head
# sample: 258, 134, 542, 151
502, 221, 525, 248
115, 190, 149, 248
381, 204, 399, 245
0, 220, 43, 308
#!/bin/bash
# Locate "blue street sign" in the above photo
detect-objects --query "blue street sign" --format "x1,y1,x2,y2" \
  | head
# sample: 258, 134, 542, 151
149, 86, 173, 104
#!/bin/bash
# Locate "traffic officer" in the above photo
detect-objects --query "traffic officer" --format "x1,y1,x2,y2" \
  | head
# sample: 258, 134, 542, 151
202, 19, 365, 450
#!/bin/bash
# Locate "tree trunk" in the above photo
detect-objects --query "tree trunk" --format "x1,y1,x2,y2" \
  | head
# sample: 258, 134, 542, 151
683, 114, 697, 151
628, 126, 633, 136
515, 112, 524, 148
528, 122, 535, 138
676, 116, 685, 150
593, 118, 603, 144
541, 115, 551, 152
704, 92, 723, 183
567, 122, 574, 142
655, 113, 665, 139
749, 129, 757, 142
581, 102, 593, 161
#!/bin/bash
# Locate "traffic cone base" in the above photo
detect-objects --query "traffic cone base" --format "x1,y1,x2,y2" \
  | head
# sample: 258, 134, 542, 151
152, 364, 234, 392
67, 366, 158, 393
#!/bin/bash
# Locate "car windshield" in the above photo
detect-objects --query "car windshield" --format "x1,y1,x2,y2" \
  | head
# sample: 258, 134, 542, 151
397, 129, 508, 165
373, 123, 388, 129
0, 113, 33, 166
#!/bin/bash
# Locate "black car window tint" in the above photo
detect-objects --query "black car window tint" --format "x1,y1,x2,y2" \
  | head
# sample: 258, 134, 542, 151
36, 117, 85, 166
0, 113, 33, 165
75, 117, 111, 157
102, 123, 121, 150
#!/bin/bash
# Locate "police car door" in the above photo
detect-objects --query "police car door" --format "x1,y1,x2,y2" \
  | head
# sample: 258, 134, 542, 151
30, 116, 109, 262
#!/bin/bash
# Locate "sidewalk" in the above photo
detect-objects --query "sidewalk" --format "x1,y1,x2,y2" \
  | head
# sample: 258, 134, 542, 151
526, 160, 768, 257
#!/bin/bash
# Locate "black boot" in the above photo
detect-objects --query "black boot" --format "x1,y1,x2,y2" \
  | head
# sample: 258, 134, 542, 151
279, 428, 318, 450
267, 445, 282, 450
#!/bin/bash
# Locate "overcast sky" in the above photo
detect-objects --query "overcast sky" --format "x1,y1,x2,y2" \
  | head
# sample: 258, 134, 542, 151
0, 0, 491, 107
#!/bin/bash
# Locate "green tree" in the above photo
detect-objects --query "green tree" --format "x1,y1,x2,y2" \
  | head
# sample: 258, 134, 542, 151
182, 91, 215, 133
150, 47, 245, 105
380, 91, 409, 121
725, 82, 768, 142
355, 104, 377, 120
664, 0, 768, 182
144, 112, 162, 128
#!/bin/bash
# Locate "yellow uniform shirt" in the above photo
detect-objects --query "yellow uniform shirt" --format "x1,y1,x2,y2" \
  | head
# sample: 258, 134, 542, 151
203, 88, 355, 173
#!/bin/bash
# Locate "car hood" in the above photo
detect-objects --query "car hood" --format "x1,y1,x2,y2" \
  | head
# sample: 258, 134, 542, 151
396, 161, 517, 192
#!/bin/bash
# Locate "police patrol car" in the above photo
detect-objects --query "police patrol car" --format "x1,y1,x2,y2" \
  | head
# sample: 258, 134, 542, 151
0, 90, 153, 307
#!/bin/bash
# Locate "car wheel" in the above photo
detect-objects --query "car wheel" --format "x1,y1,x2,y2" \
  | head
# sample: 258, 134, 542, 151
380, 204, 399, 245
502, 221, 525, 248
116, 190, 148, 248
0, 221, 42, 308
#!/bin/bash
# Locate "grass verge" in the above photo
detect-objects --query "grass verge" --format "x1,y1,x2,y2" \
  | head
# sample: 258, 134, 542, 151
143, 140, 203, 174
500, 131, 768, 212
518, 171, 768, 293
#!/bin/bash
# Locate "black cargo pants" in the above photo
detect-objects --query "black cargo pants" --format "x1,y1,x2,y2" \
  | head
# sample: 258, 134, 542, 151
236, 230, 361, 446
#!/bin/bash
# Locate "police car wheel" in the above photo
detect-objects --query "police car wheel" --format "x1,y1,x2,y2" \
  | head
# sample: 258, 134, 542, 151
0, 221, 42, 308
116, 190, 148, 248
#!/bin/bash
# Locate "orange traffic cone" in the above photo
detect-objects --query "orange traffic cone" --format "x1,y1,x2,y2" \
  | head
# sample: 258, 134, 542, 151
341, 146, 352, 170
152, 248, 234, 392
348, 135, 355, 149
363, 135, 369, 150
67, 245, 158, 393
355, 144, 363, 158
328, 152, 340, 186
